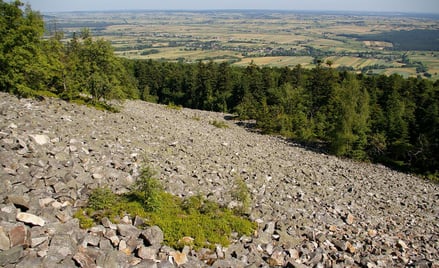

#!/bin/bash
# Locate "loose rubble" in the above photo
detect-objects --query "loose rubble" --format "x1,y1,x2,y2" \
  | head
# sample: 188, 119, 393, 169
0, 92, 438, 267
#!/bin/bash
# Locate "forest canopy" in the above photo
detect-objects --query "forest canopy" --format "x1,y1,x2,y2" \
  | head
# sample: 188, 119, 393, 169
1, 0, 438, 178
340, 30, 439, 51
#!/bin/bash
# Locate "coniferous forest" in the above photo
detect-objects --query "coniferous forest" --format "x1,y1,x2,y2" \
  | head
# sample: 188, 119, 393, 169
1, 1, 438, 178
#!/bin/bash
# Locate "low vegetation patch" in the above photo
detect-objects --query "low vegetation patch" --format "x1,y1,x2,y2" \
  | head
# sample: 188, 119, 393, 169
75, 166, 256, 249
209, 120, 229, 129
166, 102, 183, 110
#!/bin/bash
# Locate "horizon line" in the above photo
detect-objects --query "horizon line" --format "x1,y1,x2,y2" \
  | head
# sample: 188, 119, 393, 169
41, 8, 439, 16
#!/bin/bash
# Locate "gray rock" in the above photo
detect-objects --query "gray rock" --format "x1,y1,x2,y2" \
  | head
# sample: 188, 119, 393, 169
6, 195, 30, 210
137, 245, 158, 260
132, 259, 158, 268
82, 233, 101, 247
212, 258, 245, 268
0, 226, 10, 250
73, 251, 97, 268
117, 224, 141, 239
156, 260, 175, 268
96, 250, 129, 268
0, 246, 23, 266
0, 92, 439, 267
47, 234, 77, 261
31, 236, 48, 248
141, 226, 164, 247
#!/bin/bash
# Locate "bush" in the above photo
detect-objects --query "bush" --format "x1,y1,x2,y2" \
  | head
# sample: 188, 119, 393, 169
131, 166, 163, 212
166, 102, 182, 110
231, 177, 251, 215
88, 187, 119, 210
210, 120, 229, 129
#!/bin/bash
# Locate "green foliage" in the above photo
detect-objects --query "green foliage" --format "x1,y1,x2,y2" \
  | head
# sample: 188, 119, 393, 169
75, 165, 256, 250
74, 209, 95, 229
231, 177, 251, 215
166, 102, 183, 110
4, 0, 438, 177
88, 187, 119, 211
131, 166, 163, 212
0, 1, 138, 111
210, 120, 229, 129
130, 59, 439, 178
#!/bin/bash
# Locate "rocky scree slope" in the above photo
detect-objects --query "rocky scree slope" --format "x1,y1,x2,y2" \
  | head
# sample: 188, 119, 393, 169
0, 92, 438, 268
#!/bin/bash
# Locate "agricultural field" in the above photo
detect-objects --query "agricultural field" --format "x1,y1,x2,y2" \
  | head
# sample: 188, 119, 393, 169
44, 10, 439, 79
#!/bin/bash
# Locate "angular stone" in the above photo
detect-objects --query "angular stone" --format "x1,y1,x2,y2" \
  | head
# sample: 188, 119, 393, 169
264, 221, 276, 234
0, 246, 23, 266
170, 251, 187, 266
333, 240, 348, 251
99, 238, 113, 250
39, 197, 56, 208
267, 248, 285, 266
96, 250, 129, 268
53, 182, 68, 193
307, 248, 323, 267
132, 259, 158, 268
48, 234, 77, 260
137, 246, 158, 260
118, 240, 128, 252
345, 213, 355, 225
29, 134, 50, 145
16, 212, 45, 226
368, 229, 378, 237
102, 217, 117, 229
92, 173, 104, 180
104, 229, 120, 246
140, 226, 164, 247
133, 216, 145, 227
7, 195, 30, 210
212, 259, 245, 268
31, 236, 48, 248
117, 224, 141, 239
0, 227, 10, 250
73, 251, 97, 268
346, 241, 356, 254
82, 233, 101, 247
9, 225, 29, 247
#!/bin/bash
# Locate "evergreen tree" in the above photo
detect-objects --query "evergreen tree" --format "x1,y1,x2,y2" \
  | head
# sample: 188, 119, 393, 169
329, 74, 370, 159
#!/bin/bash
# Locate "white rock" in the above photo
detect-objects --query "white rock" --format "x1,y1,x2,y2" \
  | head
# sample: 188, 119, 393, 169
8, 123, 18, 129
29, 134, 50, 145
16, 212, 45, 226
39, 197, 55, 207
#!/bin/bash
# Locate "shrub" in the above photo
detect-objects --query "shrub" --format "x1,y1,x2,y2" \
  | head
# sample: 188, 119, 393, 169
166, 102, 182, 110
131, 166, 163, 212
210, 120, 229, 129
88, 187, 119, 210
231, 177, 252, 215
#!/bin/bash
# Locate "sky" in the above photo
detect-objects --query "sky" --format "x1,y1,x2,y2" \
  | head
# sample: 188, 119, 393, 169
26, 0, 439, 14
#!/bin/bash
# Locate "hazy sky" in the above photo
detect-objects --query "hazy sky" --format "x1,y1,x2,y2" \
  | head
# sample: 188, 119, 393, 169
26, 0, 439, 14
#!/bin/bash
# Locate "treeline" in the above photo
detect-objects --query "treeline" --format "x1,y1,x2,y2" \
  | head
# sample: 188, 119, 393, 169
0, 0, 137, 104
341, 30, 439, 51
130, 59, 439, 176
1, 1, 438, 178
